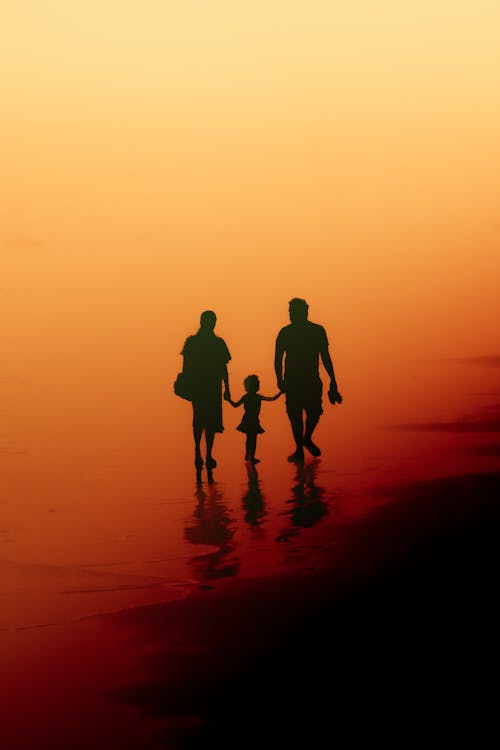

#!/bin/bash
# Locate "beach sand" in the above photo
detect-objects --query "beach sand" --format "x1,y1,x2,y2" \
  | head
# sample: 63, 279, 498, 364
4, 462, 496, 749
2, 363, 500, 749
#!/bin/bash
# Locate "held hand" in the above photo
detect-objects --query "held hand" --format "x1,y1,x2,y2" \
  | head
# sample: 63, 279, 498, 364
277, 379, 285, 393
223, 390, 231, 401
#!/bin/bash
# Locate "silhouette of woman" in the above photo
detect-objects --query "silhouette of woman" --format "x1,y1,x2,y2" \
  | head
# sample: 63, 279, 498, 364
181, 310, 231, 471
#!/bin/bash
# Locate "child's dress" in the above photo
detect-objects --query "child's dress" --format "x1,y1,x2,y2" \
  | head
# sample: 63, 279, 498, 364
236, 394, 265, 434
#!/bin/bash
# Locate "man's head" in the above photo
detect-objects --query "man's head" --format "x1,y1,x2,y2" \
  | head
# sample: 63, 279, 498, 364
200, 310, 217, 331
288, 298, 309, 324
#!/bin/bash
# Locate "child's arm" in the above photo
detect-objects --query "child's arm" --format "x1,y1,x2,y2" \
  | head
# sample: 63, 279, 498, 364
225, 395, 244, 408
261, 392, 283, 402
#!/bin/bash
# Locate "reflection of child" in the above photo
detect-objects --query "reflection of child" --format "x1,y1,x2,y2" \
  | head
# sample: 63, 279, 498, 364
226, 375, 282, 463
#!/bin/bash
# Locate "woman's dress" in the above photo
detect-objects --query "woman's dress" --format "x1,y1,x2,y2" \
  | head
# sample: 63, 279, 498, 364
182, 332, 231, 433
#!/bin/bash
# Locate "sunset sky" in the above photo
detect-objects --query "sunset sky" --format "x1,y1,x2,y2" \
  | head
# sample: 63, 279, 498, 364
1, 0, 500, 572
2, 8, 500, 747
0, 0, 500, 458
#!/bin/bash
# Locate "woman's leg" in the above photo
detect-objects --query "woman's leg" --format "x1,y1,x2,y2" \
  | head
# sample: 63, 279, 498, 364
205, 430, 216, 468
194, 424, 203, 469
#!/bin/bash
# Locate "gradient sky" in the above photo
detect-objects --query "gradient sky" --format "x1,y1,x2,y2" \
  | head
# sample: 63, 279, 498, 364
2, 9, 500, 725
1, 1, 500, 580
2, 0, 500, 436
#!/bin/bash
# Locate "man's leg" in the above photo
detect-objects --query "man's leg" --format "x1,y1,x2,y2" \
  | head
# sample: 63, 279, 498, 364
303, 383, 323, 456
287, 408, 305, 462
303, 412, 321, 455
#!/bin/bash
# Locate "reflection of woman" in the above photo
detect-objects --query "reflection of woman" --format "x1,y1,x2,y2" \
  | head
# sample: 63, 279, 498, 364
185, 483, 240, 581
181, 310, 231, 470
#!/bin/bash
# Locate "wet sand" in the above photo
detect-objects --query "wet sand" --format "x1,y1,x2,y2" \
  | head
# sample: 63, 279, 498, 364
3, 459, 498, 749
105, 469, 500, 748
2, 362, 500, 749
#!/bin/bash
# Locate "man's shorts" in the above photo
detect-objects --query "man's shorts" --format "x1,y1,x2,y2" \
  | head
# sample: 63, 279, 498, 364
285, 379, 323, 420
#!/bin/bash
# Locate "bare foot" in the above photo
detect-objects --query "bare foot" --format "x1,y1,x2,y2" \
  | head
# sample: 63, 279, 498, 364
303, 439, 321, 456
287, 450, 304, 463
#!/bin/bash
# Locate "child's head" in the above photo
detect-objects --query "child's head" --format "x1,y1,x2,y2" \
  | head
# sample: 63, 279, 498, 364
243, 374, 260, 393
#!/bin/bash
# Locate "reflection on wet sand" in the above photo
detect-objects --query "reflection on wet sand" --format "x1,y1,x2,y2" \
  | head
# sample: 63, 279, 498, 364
278, 459, 329, 541
187, 461, 334, 584
93, 465, 500, 750
196, 465, 215, 485
184, 483, 240, 583
241, 463, 266, 527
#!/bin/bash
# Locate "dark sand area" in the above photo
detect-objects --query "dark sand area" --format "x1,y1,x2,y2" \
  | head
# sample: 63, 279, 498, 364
106, 469, 500, 749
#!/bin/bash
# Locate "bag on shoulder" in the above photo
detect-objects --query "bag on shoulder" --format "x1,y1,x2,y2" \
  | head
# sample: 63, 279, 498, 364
174, 372, 192, 401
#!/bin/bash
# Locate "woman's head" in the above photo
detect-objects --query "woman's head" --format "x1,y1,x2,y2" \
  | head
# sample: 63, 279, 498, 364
244, 374, 260, 393
199, 310, 217, 331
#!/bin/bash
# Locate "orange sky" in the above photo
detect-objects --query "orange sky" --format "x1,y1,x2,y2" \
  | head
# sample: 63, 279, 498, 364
2, 2, 500, 491
2, 10, 500, 744
1, 0, 500, 649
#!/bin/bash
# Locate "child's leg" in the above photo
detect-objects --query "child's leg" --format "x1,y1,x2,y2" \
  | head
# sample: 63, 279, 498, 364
247, 434, 258, 463
245, 436, 251, 460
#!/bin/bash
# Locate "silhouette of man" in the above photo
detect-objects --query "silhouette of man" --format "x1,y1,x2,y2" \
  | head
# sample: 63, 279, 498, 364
275, 298, 342, 462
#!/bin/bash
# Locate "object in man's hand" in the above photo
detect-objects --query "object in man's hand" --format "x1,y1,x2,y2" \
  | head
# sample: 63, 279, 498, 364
328, 389, 343, 405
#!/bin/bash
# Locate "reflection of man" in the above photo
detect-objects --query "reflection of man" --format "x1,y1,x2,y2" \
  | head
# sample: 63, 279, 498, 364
275, 298, 342, 462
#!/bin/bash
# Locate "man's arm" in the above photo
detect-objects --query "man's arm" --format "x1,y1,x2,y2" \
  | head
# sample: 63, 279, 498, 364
320, 335, 342, 403
274, 332, 285, 391
320, 346, 337, 389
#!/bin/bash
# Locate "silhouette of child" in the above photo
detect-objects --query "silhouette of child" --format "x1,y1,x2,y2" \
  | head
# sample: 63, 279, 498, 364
226, 375, 282, 463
